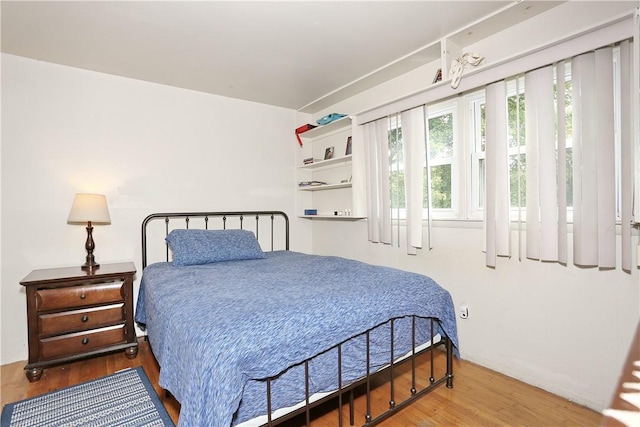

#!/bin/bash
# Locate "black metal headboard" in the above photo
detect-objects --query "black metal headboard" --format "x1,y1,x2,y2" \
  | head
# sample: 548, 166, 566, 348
141, 211, 289, 269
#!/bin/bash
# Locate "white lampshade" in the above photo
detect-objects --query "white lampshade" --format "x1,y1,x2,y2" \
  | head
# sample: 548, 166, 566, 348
67, 193, 111, 224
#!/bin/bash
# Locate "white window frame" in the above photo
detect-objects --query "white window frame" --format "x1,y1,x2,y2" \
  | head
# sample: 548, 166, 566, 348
466, 90, 485, 221
388, 100, 461, 221
425, 98, 461, 220
466, 79, 534, 223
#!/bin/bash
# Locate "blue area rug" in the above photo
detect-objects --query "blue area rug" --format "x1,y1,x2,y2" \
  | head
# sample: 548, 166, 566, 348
1, 366, 174, 427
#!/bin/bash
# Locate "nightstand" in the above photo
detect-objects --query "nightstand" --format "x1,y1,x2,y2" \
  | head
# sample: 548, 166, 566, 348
20, 262, 138, 382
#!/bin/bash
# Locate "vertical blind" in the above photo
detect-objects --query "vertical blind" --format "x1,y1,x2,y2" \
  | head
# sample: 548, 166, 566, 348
484, 42, 635, 270
363, 108, 428, 254
620, 40, 633, 271
556, 60, 568, 265
484, 81, 511, 268
363, 118, 392, 244
573, 48, 616, 268
525, 66, 558, 262
401, 106, 427, 254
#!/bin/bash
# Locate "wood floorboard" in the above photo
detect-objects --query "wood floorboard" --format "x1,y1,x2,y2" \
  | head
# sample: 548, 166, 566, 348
1, 338, 602, 426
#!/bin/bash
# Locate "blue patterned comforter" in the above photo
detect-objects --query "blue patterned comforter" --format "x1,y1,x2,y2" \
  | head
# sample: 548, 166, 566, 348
135, 251, 458, 427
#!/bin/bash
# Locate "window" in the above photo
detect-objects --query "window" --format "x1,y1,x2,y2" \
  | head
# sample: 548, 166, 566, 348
389, 101, 459, 220
559, 67, 574, 210
467, 53, 623, 224
427, 101, 458, 217
468, 92, 485, 219
389, 114, 405, 214
469, 79, 527, 217
360, 33, 632, 268
385, 47, 624, 225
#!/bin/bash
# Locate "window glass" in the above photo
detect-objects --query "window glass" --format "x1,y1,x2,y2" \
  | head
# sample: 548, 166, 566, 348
427, 110, 455, 210
389, 118, 405, 211
430, 164, 452, 209
507, 87, 526, 209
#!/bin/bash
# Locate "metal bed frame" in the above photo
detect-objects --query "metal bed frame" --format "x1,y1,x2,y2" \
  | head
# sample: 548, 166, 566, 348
140, 211, 454, 427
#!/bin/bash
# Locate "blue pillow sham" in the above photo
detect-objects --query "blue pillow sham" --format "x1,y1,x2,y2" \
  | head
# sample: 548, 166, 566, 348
165, 229, 265, 266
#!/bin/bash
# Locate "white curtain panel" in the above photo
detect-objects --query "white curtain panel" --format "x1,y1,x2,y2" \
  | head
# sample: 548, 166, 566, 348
595, 47, 617, 269
556, 60, 568, 265
484, 81, 511, 267
620, 40, 633, 271
363, 118, 392, 244
634, 22, 640, 225
401, 106, 427, 255
572, 49, 616, 268
525, 65, 560, 262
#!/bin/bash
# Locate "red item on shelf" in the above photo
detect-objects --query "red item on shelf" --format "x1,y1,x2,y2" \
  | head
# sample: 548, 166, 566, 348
295, 124, 317, 147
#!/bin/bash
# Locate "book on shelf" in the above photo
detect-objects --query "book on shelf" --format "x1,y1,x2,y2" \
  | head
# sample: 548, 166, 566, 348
298, 181, 327, 187
302, 157, 323, 165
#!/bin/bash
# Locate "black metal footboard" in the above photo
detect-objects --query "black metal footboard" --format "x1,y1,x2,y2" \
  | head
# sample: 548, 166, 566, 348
258, 316, 454, 427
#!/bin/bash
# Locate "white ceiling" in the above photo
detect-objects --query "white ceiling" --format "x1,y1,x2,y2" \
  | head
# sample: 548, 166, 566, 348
2, 1, 552, 112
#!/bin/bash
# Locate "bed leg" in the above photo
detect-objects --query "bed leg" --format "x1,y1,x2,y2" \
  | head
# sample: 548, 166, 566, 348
338, 345, 343, 427
349, 389, 355, 426
266, 379, 273, 426
305, 361, 311, 427
429, 318, 435, 384
364, 331, 372, 425
411, 316, 417, 395
446, 337, 454, 389
389, 319, 396, 409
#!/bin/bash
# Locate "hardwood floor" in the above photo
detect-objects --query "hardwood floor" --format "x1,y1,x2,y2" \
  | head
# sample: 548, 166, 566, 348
1, 338, 602, 426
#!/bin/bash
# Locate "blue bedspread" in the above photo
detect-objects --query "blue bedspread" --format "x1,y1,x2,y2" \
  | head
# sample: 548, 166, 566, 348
135, 251, 458, 427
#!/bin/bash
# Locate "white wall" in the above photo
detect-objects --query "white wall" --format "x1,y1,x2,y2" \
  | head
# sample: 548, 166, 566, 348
311, 221, 638, 411
0, 54, 309, 365
307, 1, 640, 413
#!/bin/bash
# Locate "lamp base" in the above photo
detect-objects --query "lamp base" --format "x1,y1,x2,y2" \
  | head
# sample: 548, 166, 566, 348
81, 261, 100, 271
81, 223, 100, 271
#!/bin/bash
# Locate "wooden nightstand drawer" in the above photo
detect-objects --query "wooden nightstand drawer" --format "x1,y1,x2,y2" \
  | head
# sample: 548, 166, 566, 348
38, 303, 125, 336
36, 281, 124, 312
39, 324, 126, 360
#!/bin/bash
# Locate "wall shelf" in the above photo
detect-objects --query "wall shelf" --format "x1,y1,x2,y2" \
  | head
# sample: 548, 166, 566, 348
299, 155, 352, 170
298, 182, 352, 191
296, 117, 357, 220
299, 215, 365, 220
298, 116, 351, 139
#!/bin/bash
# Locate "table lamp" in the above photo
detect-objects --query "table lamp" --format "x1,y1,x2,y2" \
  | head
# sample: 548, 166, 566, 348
67, 193, 111, 270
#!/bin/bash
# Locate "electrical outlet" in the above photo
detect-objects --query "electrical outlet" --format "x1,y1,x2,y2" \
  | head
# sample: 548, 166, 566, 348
459, 305, 469, 319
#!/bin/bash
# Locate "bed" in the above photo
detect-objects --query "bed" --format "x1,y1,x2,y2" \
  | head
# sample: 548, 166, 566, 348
135, 211, 459, 427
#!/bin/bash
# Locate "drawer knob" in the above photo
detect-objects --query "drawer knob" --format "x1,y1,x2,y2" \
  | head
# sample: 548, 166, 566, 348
80, 294, 86, 300
81, 315, 89, 323
82, 338, 89, 345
